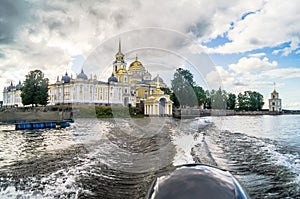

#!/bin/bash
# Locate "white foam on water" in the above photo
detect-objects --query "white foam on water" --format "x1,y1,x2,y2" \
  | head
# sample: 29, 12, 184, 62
261, 143, 300, 182
172, 132, 200, 165
0, 119, 116, 198
171, 118, 209, 166
0, 154, 98, 198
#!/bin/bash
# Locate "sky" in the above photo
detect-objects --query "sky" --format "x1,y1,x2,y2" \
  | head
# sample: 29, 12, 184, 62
0, 0, 299, 109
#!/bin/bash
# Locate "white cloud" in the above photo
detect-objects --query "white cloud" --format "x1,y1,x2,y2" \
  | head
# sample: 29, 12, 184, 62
249, 52, 266, 57
205, 66, 234, 88
210, 0, 300, 55
228, 56, 277, 74
0, 0, 299, 108
205, 55, 298, 99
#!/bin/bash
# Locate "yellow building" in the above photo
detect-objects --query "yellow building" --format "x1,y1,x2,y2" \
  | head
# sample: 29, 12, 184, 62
3, 40, 172, 114
113, 40, 168, 105
144, 75, 173, 116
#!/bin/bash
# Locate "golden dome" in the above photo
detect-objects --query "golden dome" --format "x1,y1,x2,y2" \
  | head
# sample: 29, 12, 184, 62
129, 55, 145, 71
117, 68, 127, 74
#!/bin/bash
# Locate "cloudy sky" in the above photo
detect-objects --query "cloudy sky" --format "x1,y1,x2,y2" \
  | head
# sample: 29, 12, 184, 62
0, 0, 300, 109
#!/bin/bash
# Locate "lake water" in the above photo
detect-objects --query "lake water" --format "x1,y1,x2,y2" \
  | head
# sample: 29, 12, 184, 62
0, 115, 299, 198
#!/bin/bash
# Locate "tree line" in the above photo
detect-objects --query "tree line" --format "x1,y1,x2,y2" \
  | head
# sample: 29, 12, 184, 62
167, 68, 264, 111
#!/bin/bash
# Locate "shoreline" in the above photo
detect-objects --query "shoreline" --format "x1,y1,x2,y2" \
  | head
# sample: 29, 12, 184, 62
1, 107, 299, 124
174, 109, 300, 118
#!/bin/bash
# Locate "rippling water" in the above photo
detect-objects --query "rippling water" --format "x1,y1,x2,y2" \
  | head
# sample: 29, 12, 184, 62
0, 115, 299, 198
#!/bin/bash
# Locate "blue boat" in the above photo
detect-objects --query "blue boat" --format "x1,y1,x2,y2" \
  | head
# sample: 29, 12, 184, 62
15, 120, 72, 130
59, 121, 70, 128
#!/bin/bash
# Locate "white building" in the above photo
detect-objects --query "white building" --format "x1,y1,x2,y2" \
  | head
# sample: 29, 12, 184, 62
2, 81, 23, 107
48, 70, 136, 106
268, 84, 282, 112
3, 40, 171, 110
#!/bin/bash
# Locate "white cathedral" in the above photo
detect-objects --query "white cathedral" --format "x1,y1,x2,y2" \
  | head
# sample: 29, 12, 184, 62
2, 41, 173, 116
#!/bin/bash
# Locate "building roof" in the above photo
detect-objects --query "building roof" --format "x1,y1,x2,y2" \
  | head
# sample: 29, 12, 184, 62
62, 72, 71, 83
7, 82, 15, 91
129, 55, 145, 71
108, 73, 118, 82
144, 70, 151, 77
77, 69, 88, 80
16, 80, 23, 90
152, 75, 164, 83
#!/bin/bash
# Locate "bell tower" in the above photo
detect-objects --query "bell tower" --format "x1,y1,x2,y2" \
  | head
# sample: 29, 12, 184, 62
113, 39, 127, 75
268, 83, 282, 112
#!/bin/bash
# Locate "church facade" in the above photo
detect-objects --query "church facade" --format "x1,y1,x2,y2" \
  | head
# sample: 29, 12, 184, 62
2, 41, 173, 115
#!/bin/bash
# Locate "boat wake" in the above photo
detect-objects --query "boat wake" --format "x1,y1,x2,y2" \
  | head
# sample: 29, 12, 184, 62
187, 118, 300, 199
1, 117, 299, 198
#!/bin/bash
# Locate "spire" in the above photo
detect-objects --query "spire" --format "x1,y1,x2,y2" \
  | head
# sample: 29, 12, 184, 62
118, 38, 121, 54
115, 39, 124, 62
273, 82, 276, 91
136, 54, 138, 61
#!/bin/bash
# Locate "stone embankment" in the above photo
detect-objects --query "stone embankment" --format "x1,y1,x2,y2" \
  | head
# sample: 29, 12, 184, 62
174, 108, 283, 118
0, 111, 71, 123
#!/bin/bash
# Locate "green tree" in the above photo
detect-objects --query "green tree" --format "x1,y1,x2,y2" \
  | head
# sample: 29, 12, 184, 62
237, 91, 264, 111
160, 87, 172, 95
21, 70, 49, 106
171, 68, 197, 108
161, 87, 180, 107
194, 86, 206, 108
227, 93, 236, 110
211, 87, 227, 109
248, 91, 264, 111
237, 92, 248, 111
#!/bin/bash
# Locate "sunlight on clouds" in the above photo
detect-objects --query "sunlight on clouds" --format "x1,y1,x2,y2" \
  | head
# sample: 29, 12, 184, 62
205, 55, 291, 104
229, 56, 277, 74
